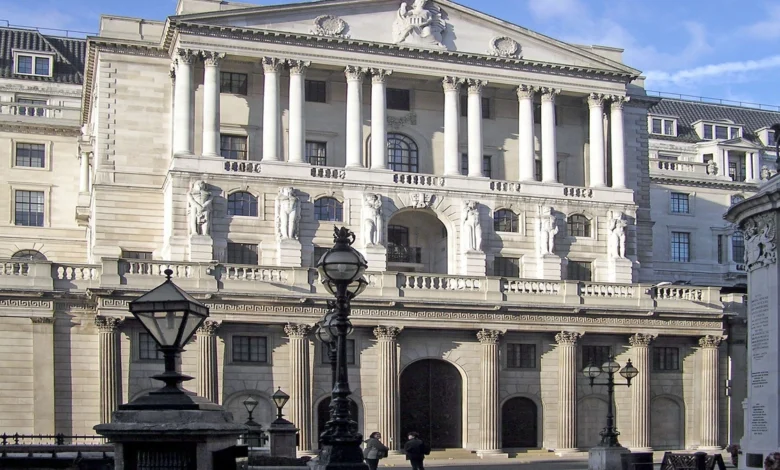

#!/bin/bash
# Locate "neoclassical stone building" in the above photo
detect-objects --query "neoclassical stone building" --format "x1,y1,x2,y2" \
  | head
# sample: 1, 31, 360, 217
0, 0, 747, 456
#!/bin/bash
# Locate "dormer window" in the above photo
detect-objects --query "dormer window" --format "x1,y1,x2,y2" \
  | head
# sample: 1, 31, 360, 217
702, 123, 741, 140
13, 51, 53, 77
650, 117, 676, 136
769, 129, 776, 146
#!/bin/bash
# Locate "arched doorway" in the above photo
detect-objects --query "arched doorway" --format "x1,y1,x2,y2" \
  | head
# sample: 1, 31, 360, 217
502, 397, 538, 448
387, 210, 449, 274
577, 396, 608, 448
650, 397, 684, 449
317, 397, 360, 448
400, 359, 462, 449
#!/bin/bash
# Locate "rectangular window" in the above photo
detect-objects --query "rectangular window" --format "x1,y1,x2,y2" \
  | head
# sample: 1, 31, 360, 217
533, 104, 558, 125
664, 120, 674, 135
386, 88, 411, 111
16, 55, 33, 74
232, 336, 268, 363
671, 231, 691, 262
322, 339, 356, 365
227, 243, 258, 265
460, 154, 492, 178
306, 141, 327, 166
482, 97, 491, 119
220, 72, 248, 95
220, 135, 248, 160
653, 347, 680, 371
582, 345, 611, 369
15, 143, 45, 168
650, 118, 675, 136
14, 190, 44, 227
122, 251, 153, 260
34, 57, 50, 76
730, 127, 741, 139
768, 130, 776, 146
493, 257, 520, 278
567, 260, 592, 281
670, 192, 690, 214
534, 160, 542, 181
703, 124, 713, 140
305, 80, 327, 103
460, 96, 491, 118
17, 98, 47, 117
732, 233, 745, 263
312, 246, 329, 267
139, 332, 163, 360
14, 54, 51, 77
658, 154, 678, 161
507, 343, 536, 369
717, 235, 724, 264
715, 125, 728, 139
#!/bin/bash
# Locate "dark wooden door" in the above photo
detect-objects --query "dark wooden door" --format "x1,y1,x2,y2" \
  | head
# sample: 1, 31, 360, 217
317, 397, 359, 448
400, 359, 462, 449
502, 397, 538, 448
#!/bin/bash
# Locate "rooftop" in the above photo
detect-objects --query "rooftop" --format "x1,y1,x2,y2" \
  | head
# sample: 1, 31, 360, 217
0, 26, 87, 85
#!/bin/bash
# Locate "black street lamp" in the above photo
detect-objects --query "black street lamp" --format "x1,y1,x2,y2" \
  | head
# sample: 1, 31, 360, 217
243, 396, 268, 448
315, 227, 368, 470
272, 388, 291, 423
316, 307, 339, 388
582, 356, 639, 447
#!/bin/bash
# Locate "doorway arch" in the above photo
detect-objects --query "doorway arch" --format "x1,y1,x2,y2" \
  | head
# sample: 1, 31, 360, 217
400, 359, 462, 449
316, 397, 360, 448
502, 397, 538, 448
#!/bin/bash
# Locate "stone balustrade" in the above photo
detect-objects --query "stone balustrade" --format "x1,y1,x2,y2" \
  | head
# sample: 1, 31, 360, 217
0, 102, 81, 122
648, 158, 710, 178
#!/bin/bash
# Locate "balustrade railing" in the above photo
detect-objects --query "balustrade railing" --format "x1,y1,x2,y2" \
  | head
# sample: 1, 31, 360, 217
0, 260, 28, 276
311, 166, 346, 179
503, 279, 561, 295
223, 265, 289, 282
55, 264, 100, 281
580, 282, 636, 298
224, 160, 261, 173
489, 180, 522, 192
400, 274, 482, 291
392, 172, 445, 187
649, 158, 709, 177
656, 286, 704, 301
0, 103, 81, 120
563, 186, 593, 199
123, 260, 193, 278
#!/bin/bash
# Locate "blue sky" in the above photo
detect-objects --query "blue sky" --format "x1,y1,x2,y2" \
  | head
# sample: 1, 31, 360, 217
3, 0, 780, 107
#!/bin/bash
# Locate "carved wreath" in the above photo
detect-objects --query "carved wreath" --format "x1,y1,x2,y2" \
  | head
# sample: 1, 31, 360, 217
311, 15, 349, 38
741, 213, 777, 271
488, 36, 521, 58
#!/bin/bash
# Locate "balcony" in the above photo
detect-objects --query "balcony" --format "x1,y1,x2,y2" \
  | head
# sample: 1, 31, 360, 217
387, 244, 422, 264
0, 103, 81, 127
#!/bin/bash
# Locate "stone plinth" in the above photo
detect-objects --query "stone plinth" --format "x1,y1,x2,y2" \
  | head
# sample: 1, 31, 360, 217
461, 251, 487, 276
363, 245, 387, 273
189, 235, 214, 262
588, 446, 629, 470
277, 239, 302, 267
537, 254, 562, 280
607, 257, 633, 283
268, 418, 299, 459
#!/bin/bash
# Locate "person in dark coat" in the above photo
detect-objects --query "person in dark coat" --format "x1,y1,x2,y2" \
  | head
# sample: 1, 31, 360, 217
363, 432, 389, 470
403, 431, 430, 470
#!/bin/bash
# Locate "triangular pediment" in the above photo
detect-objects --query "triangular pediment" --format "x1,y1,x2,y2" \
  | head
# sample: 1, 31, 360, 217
175, 0, 639, 74
719, 137, 765, 150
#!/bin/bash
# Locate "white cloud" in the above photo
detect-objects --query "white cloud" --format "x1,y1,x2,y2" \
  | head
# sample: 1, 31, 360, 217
742, 3, 780, 40
526, 0, 588, 23
645, 56, 780, 87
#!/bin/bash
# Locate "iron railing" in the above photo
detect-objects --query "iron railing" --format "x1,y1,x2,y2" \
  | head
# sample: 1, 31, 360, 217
0, 433, 106, 446
387, 244, 422, 263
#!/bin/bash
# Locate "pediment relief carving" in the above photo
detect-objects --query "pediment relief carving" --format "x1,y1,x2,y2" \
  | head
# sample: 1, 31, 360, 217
311, 15, 350, 38
488, 36, 521, 58
392, 0, 448, 48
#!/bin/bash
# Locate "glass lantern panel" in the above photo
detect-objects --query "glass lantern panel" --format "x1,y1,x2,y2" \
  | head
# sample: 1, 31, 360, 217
620, 363, 639, 379
321, 250, 361, 281
136, 310, 185, 347
179, 311, 206, 346
583, 364, 602, 378
272, 390, 290, 410
602, 359, 621, 374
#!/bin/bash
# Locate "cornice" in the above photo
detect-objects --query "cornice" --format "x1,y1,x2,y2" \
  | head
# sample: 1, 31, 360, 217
0, 122, 81, 137
0, 82, 81, 98
650, 175, 761, 191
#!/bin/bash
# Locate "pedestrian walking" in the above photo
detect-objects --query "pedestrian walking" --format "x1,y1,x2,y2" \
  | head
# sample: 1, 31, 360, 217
403, 431, 430, 470
766, 452, 780, 470
363, 431, 389, 470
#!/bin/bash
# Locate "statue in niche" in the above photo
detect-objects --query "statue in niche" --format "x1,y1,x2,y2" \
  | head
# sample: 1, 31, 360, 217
461, 200, 482, 252
392, 0, 447, 48
537, 206, 558, 256
187, 180, 213, 236
275, 186, 301, 241
361, 193, 383, 247
706, 159, 718, 176
608, 210, 628, 259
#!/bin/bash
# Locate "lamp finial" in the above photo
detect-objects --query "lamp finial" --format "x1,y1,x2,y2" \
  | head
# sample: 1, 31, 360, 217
164, 269, 173, 280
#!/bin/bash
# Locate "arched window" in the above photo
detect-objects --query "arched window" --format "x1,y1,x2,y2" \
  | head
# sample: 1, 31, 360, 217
12, 249, 46, 261
493, 209, 519, 233
732, 231, 745, 263
387, 133, 419, 173
314, 197, 343, 221
567, 214, 591, 237
227, 191, 258, 217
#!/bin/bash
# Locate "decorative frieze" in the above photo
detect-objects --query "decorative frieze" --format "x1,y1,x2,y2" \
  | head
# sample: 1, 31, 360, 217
387, 112, 417, 130
392, 0, 447, 47
31, 316, 55, 324
0, 299, 54, 309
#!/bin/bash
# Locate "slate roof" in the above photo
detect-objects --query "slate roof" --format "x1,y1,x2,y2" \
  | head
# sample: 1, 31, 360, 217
649, 98, 780, 146
0, 27, 87, 84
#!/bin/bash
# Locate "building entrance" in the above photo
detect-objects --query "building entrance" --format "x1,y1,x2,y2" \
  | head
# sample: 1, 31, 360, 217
400, 359, 462, 449
501, 397, 538, 448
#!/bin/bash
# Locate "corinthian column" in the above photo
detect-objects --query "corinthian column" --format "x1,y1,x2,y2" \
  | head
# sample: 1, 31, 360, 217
285, 323, 313, 452
467, 79, 487, 177
262, 57, 283, 162
288, 60, 310, 164
201, 51, 225, 158
95, 316, 122, 423
588, 93, 606, 188
197, 320, 220, 403
374, 326, 401, 451
443, 76, 462, 176
629, 333, 655, 450
541, 88, 560, 183
370, 69, 391, 170
699, 335, 723, 450
610, 96, 628, 189
345, 66, 365, 168
477, 329, 501, 454
517, 85, 536, 182
173, 49, 196, 156
555, 331, 580, 453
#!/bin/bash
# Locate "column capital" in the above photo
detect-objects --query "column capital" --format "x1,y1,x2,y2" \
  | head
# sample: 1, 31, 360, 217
201, 51, 225, 67
175, 48, 198, 65
285, 323, 312, 338
373, 325, 402, 340
261, 56, 284, 73
370, 68, 393, 83
198, 320, 220, 336
477, 329, 501, 344
587, 92, 606, 108
287, 59, 311, 75
540, 87, 560, 102
467, 79, 488, 94
629, 333, 656, 347
95, 316, 122, 332
442, 76, 464, 92
516, 84, 536, 99
345, 65, 366, 81
699, 335, 724, 348
555, 331, 581, 345
609, 95, 630, 110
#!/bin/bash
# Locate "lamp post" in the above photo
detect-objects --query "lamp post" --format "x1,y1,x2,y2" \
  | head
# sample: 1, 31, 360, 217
582, 356, 638, 447
272, 387, 290, 422
316, 305, 347, 389
316, 227, 368, 470
243, 396, 268, 448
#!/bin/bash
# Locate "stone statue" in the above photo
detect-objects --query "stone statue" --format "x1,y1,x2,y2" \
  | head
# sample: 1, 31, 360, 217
761, 165, 773, 181
706, 159, 718, 176
275, 186, 301, 241
743, 214, 777, 270
537, 206, 558, 256
461, 200, 482, 252
391, 0, 447, 48
608, 210, 628, 259
187, 180, 213, 236
362, 193, 383, 247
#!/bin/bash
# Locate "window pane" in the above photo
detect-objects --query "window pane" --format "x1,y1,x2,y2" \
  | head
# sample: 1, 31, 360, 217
227, 243, 259, 265
582, 345, 611, 368
227, 192, 258, 217
139, 332, 163, 360
651, 118, 662, 134
15, 143, 45, 168
769, 130, 776, 146
16, 55, 33, 74
314, 198, 343, 221
653, 347, 679, 371
567, 261, 592, 281
483, 155, 492, 178
715, 126, 728, 139
312, 246, 329, 267
663, 120, 674, 135
387, 133, 418, 173
122, 251, 153, 260
481, 97, 491, 119
567, 215, 591, 237
386, 88, 410, 111
507, 344, 536, 369
493, 257, 520, 277
493, 210, 518, 233
34, 57, 50, 76
703, 125, 713, 140
306, 141, 327, 166
220, 135, 248, 160
220, 72, 248, 95
14, 190, 44, 227
671, 232, 690, 262
670, 193, 689, 214
305, 80, 327, 103
461, 153, 468, 175
233, 336, 268, 363
730, 127, 741, 139
732, 232, 745, 263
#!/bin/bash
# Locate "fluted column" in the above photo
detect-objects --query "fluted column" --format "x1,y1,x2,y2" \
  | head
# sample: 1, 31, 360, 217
699, 335, 723, 450
374, 326, 401, 451
262, 57, 283, 162
288, 60, 310, 164
588, 93, 607, 188
517, 85, 536, 182
345, 66, 365, 168
285, 324, 313, 452
443, 76, 462, 176
201, 51, 225, 158
555, 331, 581, 452
477, 330, 501, 454
610, 96, 628, 189
197, 320, 220, 403
96, 316, 122, 423
629, 333, 655, 450
370, 69, 391, 170
172, 48, 196, 156
467, 79, 487, 177
541, 88, 560, 183
79, 151, 90, 193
